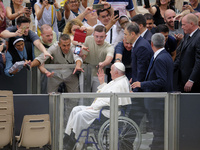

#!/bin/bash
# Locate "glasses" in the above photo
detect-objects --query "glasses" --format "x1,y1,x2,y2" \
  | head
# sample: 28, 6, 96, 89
90, 10, 96, 13
68, 0, 78, 4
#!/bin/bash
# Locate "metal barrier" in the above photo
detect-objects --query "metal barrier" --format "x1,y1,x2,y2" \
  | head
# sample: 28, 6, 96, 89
37, 64, 91, 94
10, 92, 200, 150
49, 92, 169, 150
0, 67, 37, 94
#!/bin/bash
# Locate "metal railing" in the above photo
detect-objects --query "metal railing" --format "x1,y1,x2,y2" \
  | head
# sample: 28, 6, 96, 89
49, 92, 170, 150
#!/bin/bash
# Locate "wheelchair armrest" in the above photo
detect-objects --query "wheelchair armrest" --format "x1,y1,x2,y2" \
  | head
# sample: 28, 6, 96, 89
101, 106, 110, 110
97, 106, 124, 121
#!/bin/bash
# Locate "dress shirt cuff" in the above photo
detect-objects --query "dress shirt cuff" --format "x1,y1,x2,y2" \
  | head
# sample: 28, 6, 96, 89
188, 79, 194, 83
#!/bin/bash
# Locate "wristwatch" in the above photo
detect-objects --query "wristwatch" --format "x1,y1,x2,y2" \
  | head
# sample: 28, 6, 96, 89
115, 58, 121, 62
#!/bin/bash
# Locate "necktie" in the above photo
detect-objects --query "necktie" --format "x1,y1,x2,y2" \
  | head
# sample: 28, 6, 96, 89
183, 35, 191, 47
145, 56, 154, 80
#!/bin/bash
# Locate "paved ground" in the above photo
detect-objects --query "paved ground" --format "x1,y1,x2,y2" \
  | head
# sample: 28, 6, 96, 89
140, 132, 153, 150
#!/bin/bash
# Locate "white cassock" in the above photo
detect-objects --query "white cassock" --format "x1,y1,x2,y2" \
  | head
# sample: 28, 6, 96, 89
65, 75, 131, 139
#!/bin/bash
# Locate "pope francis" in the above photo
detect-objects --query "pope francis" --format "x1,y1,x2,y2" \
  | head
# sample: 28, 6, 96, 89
64, 62, 132, 149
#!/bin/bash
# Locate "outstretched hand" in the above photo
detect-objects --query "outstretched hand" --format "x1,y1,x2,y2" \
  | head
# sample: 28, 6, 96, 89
97, 67, 105, 84
73, 65, 84, 74
43, 51, 53, 60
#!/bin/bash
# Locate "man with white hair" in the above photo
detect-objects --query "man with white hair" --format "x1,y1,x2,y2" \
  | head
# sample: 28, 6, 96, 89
132, 33, 174, 150
174, 13, 200, 93
64, 62, 131, 149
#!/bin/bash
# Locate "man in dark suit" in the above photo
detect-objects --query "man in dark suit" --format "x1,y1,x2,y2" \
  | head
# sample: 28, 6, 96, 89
131, 14, 153, 44
174, 13, 200, 93
132, 33, 174, 150
124, 22, 153, 91
124, 23, 153, 127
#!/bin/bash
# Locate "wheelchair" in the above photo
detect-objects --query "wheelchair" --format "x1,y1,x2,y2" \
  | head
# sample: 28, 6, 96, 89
75, 106, 142, 150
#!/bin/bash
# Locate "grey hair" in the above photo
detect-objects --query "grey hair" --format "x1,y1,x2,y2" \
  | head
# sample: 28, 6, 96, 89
151, 33, 165, 48
186, 13, 199, 26
126, 22, 140, 35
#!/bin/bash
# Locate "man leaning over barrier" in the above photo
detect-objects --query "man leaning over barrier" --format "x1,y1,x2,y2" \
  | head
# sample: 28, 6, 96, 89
30, 33, 83, 93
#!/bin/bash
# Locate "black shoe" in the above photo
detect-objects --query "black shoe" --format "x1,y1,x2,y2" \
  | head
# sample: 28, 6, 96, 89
63, 131, 76, 150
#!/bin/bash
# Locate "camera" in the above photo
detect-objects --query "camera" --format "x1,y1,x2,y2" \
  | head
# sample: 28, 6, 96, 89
74, 45, 81, 55
48, 0, 55, 5
0, 40, 6, 52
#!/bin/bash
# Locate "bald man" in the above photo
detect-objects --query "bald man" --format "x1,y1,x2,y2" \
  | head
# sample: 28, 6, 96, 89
164, 9, 184, 41
34, 24, 57, 57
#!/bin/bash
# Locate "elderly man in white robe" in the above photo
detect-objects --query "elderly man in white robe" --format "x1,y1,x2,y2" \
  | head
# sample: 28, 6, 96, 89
63, 62, 131, 149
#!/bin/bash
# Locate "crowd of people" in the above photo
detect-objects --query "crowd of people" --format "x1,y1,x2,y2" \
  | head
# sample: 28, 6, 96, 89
1, 0, 200, 150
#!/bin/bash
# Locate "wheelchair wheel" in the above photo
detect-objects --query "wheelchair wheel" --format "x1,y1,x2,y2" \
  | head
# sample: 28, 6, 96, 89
98, 116, 141, 150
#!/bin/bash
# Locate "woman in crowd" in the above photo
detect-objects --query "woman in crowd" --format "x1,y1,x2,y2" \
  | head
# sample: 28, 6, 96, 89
182, 0, 200, 12
6, 0, 32, 26
145, 0, 175, 26
63, 19, 93, 41
0, 0, 6, 33
34, 0, 62, 39
114, 15, 130, 47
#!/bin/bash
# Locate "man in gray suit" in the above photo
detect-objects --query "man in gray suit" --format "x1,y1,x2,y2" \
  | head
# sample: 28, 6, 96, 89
31, 34, 83, 93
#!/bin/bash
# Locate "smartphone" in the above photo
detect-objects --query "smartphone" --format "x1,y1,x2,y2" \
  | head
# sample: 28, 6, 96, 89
114, 10, 119, 18
144, 0, 150, 8
93, 4, 104, 10
26, 2, 31, 9
183, 1, 188, 5
174, 20, 179, 29
74, 45, 81, 55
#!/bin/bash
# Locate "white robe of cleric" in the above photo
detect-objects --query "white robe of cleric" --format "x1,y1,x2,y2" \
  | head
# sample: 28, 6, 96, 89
65, 75, 131, 139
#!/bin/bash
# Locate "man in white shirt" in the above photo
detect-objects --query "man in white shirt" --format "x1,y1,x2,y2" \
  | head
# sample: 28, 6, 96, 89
64, 62, 131, 149
97, 9, 117, 45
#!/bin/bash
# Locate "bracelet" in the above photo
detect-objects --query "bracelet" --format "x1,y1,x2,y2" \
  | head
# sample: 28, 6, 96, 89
56, 8, 60, 11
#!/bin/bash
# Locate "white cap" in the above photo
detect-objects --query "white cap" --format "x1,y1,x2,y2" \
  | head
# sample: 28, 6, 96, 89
13, 38, 24, 45
114, 62, 125, 72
